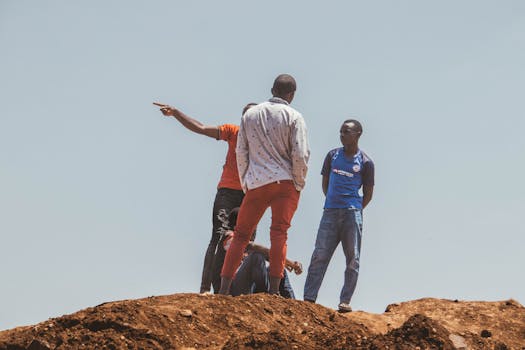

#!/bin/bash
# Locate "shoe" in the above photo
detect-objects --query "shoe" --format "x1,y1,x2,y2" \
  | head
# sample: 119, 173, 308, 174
269, 276, 281, 295
218, 277, 233, 295
338, 302, 352, 313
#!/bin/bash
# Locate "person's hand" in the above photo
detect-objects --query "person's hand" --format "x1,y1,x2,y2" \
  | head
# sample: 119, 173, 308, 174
222, 230, 234, 251
286, 261, 303, 275
153, 102, 176, 117
292, 261, 303, 275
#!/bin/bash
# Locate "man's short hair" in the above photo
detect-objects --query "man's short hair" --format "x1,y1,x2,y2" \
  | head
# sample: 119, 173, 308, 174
343, 119, 363, 134
272, 74, 296, 97
242, 103, 257, 115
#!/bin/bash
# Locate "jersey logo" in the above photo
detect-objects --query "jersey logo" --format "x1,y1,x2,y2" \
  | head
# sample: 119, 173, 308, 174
353, 164, 361, 172
332, 168, 354, 178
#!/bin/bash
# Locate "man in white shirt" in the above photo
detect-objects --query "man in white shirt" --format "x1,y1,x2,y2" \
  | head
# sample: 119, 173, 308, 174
219, 74, 310, 295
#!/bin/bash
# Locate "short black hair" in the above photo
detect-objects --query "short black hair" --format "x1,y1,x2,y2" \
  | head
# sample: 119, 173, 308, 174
272, 74, 296, 97
343, 119, 363, 134
242, 103, 257, 115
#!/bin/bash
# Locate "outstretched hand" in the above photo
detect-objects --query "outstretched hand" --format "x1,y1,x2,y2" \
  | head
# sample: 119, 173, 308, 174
286, 261, 303, 275
153, 102, 176, 117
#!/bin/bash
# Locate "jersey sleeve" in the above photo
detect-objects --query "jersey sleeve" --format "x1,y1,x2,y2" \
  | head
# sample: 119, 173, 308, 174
218, 124, 239, 141
321, 150, 335, 176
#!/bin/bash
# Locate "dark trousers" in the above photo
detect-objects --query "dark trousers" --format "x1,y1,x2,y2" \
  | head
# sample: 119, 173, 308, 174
200, 187, 244, 293
230, 252, 295, 299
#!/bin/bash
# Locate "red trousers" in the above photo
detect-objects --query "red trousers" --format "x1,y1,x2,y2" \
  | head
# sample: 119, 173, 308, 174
221, 181, 300, 279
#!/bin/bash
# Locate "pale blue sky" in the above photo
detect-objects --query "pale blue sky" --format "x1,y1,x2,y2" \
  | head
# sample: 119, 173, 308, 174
1, 1, 524, 331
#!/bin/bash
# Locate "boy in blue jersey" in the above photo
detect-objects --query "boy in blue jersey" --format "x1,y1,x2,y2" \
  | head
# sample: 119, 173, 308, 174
303, 119, 374, 312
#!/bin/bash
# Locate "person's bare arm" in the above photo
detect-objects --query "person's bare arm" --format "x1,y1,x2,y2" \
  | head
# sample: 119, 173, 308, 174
247, 242, 269, 257
247, 242, 303, 275
153, 102, 219, 139
322, 174, 329, 196
362, 185, 374, 209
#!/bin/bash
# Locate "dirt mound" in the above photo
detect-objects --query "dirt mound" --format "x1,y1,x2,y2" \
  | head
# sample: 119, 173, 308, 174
0, 294, 523, 349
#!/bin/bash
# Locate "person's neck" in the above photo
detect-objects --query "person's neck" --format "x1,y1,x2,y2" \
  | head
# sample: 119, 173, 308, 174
272, 94, 291, 104
343, 144, 359, 156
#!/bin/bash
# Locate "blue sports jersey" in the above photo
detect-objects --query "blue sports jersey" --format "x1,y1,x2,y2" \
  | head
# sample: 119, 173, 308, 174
322, 148, 375, 209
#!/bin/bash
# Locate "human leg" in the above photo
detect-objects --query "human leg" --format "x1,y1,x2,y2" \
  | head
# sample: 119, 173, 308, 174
220, 186, 271, 293
201, 188, 244, 293
339, 209, 363, 304
247, 252, 270, 293
211, 245, 226, 294
303, 209, 341, 302
230, 252, 269, 296
268, 182, 300, 282
279, 270, 295, 299
200, 190, 224, 293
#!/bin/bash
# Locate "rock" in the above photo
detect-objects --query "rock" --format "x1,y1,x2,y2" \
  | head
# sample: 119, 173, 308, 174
481, 329, 492, 337
449, 334, 468, 349
26, 339, 51, 350
180, 309, 193, 317
384, 303, 399, 312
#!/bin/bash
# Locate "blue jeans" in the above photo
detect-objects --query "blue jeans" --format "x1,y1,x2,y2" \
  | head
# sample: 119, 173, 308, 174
304, 208, 363, 304
230, 252, 295, 299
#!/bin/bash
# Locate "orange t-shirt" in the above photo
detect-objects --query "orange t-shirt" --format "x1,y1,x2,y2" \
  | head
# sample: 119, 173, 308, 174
217, 124, 242, 190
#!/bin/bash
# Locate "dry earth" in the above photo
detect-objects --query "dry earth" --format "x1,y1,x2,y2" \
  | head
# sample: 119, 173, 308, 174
1, 294, 524, 349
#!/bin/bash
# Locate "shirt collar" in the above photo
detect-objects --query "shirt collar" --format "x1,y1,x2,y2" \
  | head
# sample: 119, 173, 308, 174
269, 96, 289, 105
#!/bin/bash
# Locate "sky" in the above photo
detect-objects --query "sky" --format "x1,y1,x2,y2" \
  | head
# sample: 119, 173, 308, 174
1, 1, 524, 331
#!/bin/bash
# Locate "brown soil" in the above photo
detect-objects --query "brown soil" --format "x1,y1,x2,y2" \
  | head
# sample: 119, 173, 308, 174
0, 294, 524, 349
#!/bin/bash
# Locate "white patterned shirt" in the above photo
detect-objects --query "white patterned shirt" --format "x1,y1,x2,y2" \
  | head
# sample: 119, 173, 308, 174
236, 97, 310, 191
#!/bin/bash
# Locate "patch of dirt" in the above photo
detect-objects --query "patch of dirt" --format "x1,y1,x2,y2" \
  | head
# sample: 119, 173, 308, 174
0, 294, 523, 349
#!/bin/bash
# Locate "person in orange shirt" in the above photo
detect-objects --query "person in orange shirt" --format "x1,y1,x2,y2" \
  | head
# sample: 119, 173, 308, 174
154, 102, 256, 293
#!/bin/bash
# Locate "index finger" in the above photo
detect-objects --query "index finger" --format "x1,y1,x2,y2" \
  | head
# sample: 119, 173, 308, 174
152, 102, 168, 107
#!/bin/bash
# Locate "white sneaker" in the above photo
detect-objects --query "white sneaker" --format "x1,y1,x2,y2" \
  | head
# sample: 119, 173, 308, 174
338, 302, 352, 313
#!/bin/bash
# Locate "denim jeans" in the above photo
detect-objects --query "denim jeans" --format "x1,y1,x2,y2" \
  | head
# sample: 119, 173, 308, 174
304, 208, 363, 304
230, 252, 295, 299
200, 188, 245, 293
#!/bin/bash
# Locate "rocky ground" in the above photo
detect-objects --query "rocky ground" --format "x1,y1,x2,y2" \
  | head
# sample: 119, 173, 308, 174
1, 294, 524, 349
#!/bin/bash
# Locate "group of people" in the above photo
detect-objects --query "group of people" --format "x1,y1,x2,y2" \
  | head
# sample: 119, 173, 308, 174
155, 74, 375, 312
